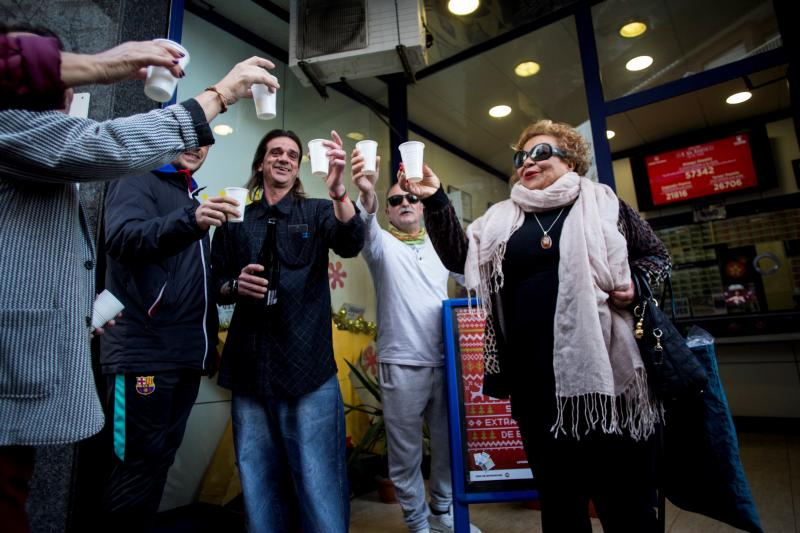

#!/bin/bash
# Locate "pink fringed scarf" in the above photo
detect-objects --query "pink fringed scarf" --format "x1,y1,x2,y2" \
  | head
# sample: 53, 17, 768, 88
464, 172, 662, 440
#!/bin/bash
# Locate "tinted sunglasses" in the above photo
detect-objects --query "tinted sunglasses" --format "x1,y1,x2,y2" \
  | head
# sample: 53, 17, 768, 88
513, 143, 569, 168
387, 193, 420, 207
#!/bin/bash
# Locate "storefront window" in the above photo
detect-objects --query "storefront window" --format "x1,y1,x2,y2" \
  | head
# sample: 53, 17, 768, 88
409, 16, 590, 189
609, 72, 798, 337
423, 0, 580, 65
592, 0, 780, 101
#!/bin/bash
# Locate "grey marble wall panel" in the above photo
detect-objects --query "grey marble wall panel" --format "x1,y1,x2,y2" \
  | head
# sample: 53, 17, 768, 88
27, 446, 73, 533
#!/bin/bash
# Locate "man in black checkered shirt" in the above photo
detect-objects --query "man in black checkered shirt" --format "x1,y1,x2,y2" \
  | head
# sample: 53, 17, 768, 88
211, 128, 363, 533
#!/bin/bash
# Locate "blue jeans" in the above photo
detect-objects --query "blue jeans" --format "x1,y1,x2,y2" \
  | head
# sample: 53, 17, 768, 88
231, 375, 349, 533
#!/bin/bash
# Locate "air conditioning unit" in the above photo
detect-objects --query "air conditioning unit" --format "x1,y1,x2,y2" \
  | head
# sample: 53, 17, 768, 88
289, 0, 429, 88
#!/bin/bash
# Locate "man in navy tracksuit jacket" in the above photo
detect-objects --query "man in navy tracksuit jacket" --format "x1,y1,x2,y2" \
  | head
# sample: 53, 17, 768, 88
99, 146, 239, 522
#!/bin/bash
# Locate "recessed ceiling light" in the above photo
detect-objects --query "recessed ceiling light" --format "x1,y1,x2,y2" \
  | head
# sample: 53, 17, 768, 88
606, 130, 616, 139
213, 124, 234, 136
726, 91, 752, 104
619, 21, 647, 38
626, 55, 653, 71
488, 105, 511, 118
448, 0, 479, 16
514, 61, 541, 77
346, 132, 365, 141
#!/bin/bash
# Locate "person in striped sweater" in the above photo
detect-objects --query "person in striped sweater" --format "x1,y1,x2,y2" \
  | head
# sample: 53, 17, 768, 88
0, 25, 278, 533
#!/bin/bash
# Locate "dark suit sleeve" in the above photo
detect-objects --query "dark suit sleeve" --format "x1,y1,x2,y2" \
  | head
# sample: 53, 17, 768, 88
422, 186, 469, 274
104, 174, 206, 265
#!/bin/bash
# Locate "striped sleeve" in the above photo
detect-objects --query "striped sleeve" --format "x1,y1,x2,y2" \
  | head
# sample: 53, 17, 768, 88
0, 101, 208, 183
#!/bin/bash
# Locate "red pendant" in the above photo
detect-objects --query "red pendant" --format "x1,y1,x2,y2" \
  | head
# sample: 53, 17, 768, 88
540, 234, 552, 249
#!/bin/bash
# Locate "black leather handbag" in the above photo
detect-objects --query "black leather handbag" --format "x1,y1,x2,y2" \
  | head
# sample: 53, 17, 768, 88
631, 268, 707, 401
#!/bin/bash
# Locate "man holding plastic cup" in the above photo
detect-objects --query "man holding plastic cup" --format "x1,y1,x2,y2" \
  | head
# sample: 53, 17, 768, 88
351, 150, 480, 533
98, 143, 239, 521
210, 129, 363, 533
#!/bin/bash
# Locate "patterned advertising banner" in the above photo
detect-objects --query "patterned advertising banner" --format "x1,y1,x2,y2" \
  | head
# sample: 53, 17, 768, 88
455, 309, 533, 483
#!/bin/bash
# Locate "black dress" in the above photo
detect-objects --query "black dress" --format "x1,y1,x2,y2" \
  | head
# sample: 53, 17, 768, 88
498, 207, 659, 533
500, 207, 569, 431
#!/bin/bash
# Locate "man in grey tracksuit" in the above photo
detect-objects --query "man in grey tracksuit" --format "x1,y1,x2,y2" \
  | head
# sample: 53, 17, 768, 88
351, 150, 480, 533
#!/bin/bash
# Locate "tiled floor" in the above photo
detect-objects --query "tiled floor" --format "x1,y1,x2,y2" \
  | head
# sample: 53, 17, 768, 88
350, 432, 800, 532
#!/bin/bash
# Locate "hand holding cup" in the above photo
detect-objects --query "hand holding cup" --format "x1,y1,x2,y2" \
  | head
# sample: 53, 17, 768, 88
144, 39, 190, 102
92, 290, 125, 332
322, 131, 347, 198
62, 40, 185, 87
215, 56, 279, 103
398, 163, 440, 199
195, 195, 241, 230
351, 149, 380, 194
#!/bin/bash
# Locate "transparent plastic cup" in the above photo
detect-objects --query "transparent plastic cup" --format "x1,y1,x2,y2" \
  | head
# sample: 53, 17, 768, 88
224, 187, 248, 222
356, 140, 378, 176
92, 290, 125, 329
252, 84, 276, 120
399, 141, 425, 181
308, 139, 329, 178
144, 39, 190, 103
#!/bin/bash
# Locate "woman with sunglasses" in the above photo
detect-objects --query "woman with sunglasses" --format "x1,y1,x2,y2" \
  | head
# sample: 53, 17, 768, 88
400, 120, 671, 532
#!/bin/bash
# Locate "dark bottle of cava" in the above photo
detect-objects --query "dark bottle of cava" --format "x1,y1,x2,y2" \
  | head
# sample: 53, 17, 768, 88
256, 218, 279, 306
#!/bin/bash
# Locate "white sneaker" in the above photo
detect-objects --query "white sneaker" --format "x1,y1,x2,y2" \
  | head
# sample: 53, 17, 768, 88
429, 506, 482, 533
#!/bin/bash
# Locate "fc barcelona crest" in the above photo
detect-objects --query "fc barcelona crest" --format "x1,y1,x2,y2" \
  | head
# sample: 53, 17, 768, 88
135, 376, 155, 395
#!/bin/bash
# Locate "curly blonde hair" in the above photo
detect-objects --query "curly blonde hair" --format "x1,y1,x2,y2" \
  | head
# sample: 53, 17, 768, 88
510, 120, 591, 183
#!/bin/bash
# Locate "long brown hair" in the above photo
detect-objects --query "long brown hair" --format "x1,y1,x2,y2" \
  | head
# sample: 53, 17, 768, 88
245, 129, 306, 200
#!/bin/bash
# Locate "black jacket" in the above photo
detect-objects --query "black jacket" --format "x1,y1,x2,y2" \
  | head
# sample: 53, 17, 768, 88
211, 192, 364, 398
100, 165, 217, 374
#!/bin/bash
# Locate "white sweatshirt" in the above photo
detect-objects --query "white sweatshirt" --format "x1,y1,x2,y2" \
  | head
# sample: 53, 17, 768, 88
358, 197, 450, 366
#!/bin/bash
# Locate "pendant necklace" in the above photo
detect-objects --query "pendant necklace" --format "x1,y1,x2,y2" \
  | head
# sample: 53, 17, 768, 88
532, 207, 565, 249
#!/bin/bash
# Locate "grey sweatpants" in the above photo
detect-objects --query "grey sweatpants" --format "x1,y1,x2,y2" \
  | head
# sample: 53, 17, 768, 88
379, 363, 452, 532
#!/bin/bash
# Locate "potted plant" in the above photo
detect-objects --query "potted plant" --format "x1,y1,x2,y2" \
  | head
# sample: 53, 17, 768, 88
344, 359, 396, 503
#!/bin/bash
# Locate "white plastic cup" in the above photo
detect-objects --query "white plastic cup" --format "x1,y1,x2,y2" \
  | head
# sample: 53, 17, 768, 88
223, 187, 248, 222
356, 140, 378, 176
399, 141, 425, 181
308, 139, 329, 178
92, 290, 125, 330
252, 83, 276, 120
144, 39, 190, 103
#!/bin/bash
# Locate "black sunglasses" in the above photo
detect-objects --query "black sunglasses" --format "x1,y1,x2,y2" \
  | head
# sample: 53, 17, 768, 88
513, 143, 569, 169
387, 193, 420, 207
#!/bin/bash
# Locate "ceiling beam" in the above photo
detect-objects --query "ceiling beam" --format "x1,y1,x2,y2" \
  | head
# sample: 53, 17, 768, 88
251, 0, 289, 23
186, 0, 288, 63
604, 48, 788, 116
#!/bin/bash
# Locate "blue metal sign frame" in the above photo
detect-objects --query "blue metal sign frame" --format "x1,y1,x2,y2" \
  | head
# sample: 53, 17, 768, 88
443, 298, 538, 532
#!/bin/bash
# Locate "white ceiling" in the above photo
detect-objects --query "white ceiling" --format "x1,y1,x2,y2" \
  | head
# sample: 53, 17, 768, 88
188, 0, 790, 178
